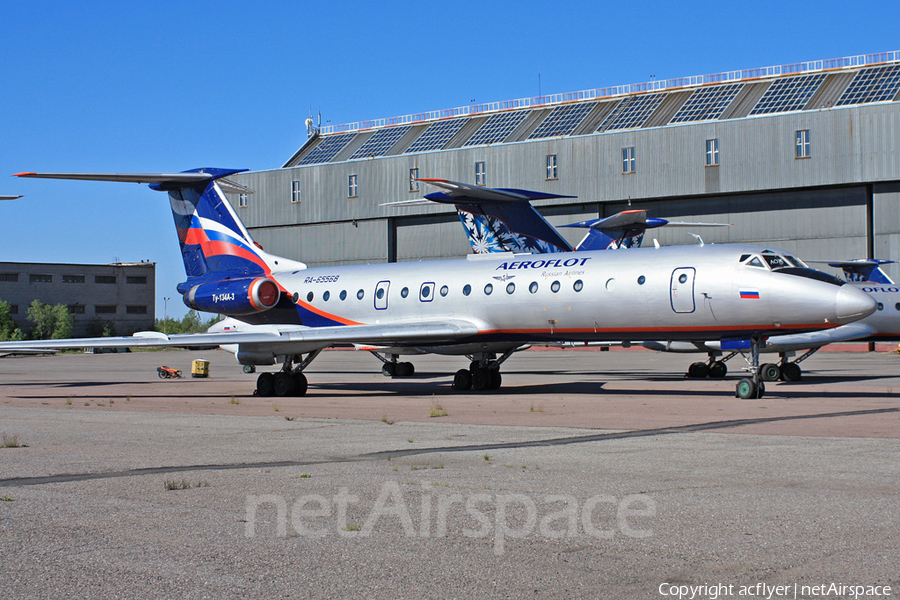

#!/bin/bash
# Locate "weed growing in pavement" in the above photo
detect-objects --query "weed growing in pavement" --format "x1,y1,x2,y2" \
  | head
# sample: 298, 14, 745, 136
164, 478, 210, 491
1, 434, 25, 448
429, 402, 448, 418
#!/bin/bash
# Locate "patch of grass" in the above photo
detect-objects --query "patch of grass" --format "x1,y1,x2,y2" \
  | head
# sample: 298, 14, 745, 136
429, 402, 448, 418
483, 454, 490, 462
529, 402, 544, 413
1, 434, 26, 448
126, 396, 131, 402
96, 403, 106, 407
164, 478, 209, 491
407, 439, 414, 443
342, 523, 361, 532
411, 464, 444, 471
381, 415, 394, 425
299, 473, 311, 478
0, 496, 13, 502
65, 399, 72, 406
273, 405, 280, 412
229, 396, 240, 405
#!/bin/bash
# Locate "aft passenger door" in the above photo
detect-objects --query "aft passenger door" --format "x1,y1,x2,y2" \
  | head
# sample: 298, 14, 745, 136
670, 268, 696, 313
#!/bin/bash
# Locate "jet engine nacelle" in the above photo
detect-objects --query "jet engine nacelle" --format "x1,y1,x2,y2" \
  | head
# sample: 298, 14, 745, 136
183, 277, 280, 316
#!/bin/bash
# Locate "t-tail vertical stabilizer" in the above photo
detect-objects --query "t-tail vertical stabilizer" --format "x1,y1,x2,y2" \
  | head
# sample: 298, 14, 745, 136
15, 169, 306, 319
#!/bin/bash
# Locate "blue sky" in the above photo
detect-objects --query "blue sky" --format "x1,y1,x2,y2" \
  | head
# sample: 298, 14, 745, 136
2, 0, 898, 318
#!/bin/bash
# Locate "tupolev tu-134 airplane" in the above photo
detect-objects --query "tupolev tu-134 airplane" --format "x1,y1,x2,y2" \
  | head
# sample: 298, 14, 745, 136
0, 169, 876, 399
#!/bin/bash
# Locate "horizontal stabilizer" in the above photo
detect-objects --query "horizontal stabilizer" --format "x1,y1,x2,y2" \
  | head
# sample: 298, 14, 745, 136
418, 178, 575, 204
0, 195, 22, 201
14, 168, 249, 190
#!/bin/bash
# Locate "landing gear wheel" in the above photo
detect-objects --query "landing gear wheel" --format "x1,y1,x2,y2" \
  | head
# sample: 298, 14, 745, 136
404, 362, 415, 376
469, 360, 480, 372
687, 362, 710, 378
382, 363, 396, 377
708, 361, 728, 379
735, 378, 765, 399
395, 362, 414, 377
780, 362, 802, 382
257, 372, 275, 397
453, 369, 472, 390
292, 372, 308, 396
735, 378, 756, 399
760, 363, 781, 382
274, 372, 295, 397
242, 365, 256, 374
471, 367, 492, 391
488, 369, 502, 390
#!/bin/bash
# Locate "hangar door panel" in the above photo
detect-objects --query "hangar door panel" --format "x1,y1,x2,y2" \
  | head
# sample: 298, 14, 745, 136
395, 219, 473, 262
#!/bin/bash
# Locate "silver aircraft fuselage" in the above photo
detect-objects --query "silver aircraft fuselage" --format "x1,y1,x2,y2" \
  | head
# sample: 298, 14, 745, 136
268, 243, 874, 355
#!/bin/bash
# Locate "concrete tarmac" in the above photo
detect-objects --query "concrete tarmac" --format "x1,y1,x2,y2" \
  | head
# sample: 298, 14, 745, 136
1, 348, 899, 599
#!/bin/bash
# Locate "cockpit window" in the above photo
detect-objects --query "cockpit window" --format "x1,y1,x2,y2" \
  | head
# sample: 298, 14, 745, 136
739, 254, 751, 262
763, 254, 790, 269
785, 255, 806, 268
746, 257, 765, 268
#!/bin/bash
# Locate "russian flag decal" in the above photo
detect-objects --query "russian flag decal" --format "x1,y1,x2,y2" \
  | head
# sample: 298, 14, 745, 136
739, 290, 760, 299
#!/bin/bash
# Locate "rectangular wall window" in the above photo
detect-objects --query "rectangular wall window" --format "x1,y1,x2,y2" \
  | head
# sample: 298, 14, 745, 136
126, 305, 148, 314
475, 161, 486, 186
706, 139, 719, 166
63, 274, 85, 283
291, 180, 301, 203
30, 274, 52, 283
546, 154, 558, 180
9, 304, 17, 315
348, 174, 358, 198
95, 275, 116, 284
126, 276, 147, 284
0, 273, 18, 282
409, 168, 419, 192
622, 147, 636, 173
68, 305, 86, 314
795, 130, 811, 158
95, 305, 117, 314
239, 193, 248, 208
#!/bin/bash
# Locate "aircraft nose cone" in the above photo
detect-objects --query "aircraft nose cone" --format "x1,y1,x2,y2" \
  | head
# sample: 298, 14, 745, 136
834, 285, 877, 323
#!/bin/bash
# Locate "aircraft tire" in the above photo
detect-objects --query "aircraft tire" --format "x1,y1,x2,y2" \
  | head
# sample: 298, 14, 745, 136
760, 363, 781, 382
688, 362, 709, 378
274, 372, 295, 397
382, 363, 396, 377
735, 378, 757, 399
780, 363, 802, 382
488, 370, 502, 390
471, 367, 491, 391
404, 362, 415, 376
257, 372, 275, 397
469, 361, 480, 372
453, 369, 472, 390
292, 372, 308, 396
395, 362, 414, 377
708, 361, 728, 379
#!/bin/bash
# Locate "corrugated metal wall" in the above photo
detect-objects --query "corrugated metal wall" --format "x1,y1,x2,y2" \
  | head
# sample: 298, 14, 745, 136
232, 103, 900, 281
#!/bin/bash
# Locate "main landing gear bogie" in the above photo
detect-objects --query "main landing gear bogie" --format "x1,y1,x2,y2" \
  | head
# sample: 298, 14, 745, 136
254, 350, 321, 398
452, 350, 516, 392
686, 359, 728, 379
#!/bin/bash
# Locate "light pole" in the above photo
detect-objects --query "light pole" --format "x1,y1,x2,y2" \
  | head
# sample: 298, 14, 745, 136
163, 297, 170, 334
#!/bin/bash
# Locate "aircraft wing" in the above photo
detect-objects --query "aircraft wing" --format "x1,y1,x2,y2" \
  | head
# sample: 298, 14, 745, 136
0, 319, 482, 353
760, 322, 877, 352
0, 195, 22, 201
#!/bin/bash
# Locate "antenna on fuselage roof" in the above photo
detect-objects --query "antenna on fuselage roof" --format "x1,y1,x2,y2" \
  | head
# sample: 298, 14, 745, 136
687, 233, 704, 247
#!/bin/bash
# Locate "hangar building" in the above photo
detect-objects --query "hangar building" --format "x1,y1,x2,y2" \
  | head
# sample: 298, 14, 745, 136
230, 51, 900, 284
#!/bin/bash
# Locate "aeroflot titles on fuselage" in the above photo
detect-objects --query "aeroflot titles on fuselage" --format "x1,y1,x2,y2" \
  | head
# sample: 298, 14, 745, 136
861, 286, 900, 293
495, 257, 592, 270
